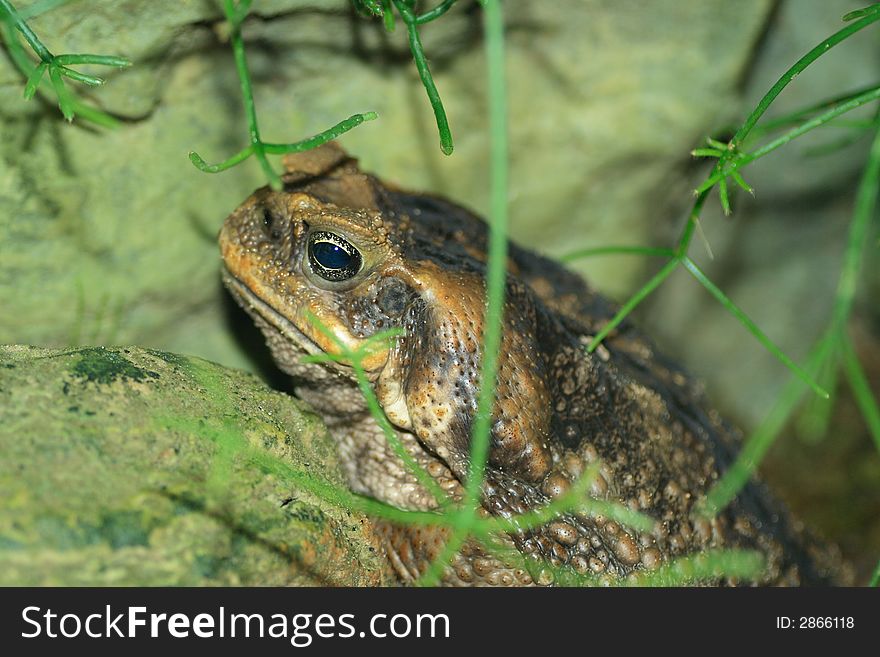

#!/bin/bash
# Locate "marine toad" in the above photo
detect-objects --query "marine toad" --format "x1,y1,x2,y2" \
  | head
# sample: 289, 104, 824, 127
219, 142, 840, 586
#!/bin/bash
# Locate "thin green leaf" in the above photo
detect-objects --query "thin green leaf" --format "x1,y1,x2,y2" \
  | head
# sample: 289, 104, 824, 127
752, 83, 880, 136
417, 0, 457, 24
303, 311, 449, 506
718, 177, 731, 215
393, 0, 453, 154
842, 5, 880, 22
695, 335, 836, 518
587, 258, 678, 351
414, 527, 468, 586
262, 112, 379, 154
693, 217, 715, 260
17, 0, 71, 20
830, 118, 880, 329
48, 64, 74, 121
188, 145, 254, 173
697, 86, 880, 195
840, 336, 880, 453
0, 0, 126, 126
559, 245, 675, 262
382, 0, 395, 31
681, 257, 827, 398
54, 53, 131, 67
795, 338, 840, 442
58, 65, 104, 86
253, 146, 282, 191
463, 0, 507, 515
731, 171, 754, 195
67, 98, 120, 128
734, 5, 880, 145
622, 549, 766, 587
23, 60, 47, 99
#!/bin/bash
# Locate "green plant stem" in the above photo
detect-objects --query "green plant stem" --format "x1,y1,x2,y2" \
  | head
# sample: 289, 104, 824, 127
17, 0, 69, 20
730, 3, 880, 149
414, 526, 468, 586
0, 0, 50, 58
393, 0, 453, 155
417, 0, 457, 24
189, 112, 378, 173
870, 558, 880, 587
676, 191, 711, 254
753, 83, 880, 135
224, 0, 278, 188
681, 256, 827, 398
621, 549, 766, 587
698, 121, 880, 516
795, 341, 840, 441
262, 113, 379, 152
587, 258, 678, 351
0, 0, 129, 124
189, 2, 378, 187
841, 336, 880, 452
302, 317, 449, 506
697, 86, 880, 195
350, 360, 451, 506
695, 334, 835, 518
585, 18, 880, 391
463, 0, 506, 516
831, 116, 880, 329
560, 246, 676, 262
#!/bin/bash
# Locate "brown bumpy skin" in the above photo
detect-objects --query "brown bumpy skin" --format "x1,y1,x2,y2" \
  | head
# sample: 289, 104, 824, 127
219, 142, 845, 586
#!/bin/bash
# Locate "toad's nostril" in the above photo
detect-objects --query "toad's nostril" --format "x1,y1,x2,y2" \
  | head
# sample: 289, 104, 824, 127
262, 208, 283, 241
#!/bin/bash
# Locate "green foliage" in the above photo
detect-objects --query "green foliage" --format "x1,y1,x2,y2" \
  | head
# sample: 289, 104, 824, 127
0, 0, 130, 125
188, 0, 378, 190
562, 4, 880, 539
352, 0, 457, 155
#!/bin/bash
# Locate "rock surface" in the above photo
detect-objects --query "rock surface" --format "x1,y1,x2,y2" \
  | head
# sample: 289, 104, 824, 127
0, 346, 390, 586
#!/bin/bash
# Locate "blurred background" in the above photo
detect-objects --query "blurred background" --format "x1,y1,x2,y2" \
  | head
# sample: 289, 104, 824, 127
1, 0, 878, 579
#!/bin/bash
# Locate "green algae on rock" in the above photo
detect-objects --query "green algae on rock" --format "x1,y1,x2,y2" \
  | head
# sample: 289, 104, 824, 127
0, 345, 391, 586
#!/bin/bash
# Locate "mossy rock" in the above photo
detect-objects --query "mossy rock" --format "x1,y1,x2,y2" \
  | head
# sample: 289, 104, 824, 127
0, 345, 391, 586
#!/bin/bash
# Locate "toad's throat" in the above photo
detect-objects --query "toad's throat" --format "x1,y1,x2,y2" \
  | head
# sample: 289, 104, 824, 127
222, 269, 325, 358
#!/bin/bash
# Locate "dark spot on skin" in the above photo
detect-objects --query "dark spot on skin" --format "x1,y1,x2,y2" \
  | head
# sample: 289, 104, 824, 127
70, 348, 159, 385
560, 421, 579, 447
376, 277, 409, 317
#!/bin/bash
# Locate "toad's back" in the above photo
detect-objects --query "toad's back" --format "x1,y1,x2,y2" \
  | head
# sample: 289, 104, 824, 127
219, 142, 843, 585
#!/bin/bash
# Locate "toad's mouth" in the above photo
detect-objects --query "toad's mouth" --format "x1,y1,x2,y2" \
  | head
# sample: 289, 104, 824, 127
221, 268, 324, 358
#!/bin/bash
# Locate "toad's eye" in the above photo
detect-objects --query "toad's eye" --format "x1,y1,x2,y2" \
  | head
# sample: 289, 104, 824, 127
307, 231, 363, 282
